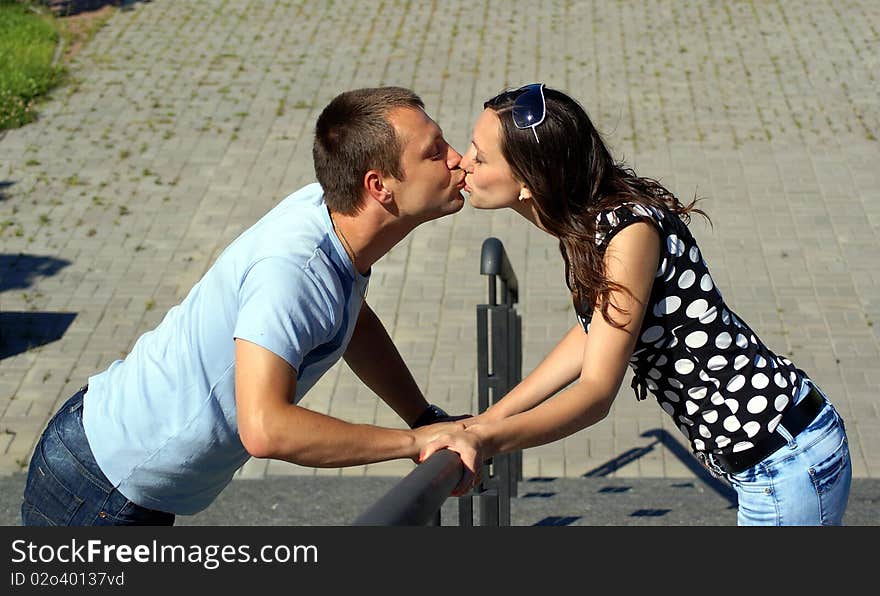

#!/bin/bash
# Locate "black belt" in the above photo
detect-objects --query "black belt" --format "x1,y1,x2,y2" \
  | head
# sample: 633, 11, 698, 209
712, 384, 825, 475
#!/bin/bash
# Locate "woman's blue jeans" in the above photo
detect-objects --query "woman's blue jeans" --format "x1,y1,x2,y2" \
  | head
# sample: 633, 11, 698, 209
725, 379, 852, 525
21, 387, 175, 526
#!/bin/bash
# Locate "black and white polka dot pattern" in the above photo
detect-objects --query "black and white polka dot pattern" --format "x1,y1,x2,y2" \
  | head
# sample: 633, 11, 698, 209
577, 203, 801, 459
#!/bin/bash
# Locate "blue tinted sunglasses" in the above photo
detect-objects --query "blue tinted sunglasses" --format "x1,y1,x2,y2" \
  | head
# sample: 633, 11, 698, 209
485, 83, 546, 143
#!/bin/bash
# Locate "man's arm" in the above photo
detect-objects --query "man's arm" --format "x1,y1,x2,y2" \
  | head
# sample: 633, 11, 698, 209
343, 301, 431, 427
235, 338, 455, 466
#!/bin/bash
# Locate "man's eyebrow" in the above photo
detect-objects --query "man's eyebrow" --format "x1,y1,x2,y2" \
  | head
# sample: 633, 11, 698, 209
420, 131, 444, 154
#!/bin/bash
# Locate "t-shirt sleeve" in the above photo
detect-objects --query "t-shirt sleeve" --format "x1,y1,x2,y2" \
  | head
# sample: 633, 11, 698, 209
594, 203, 663, 249
233, 257, 335, 373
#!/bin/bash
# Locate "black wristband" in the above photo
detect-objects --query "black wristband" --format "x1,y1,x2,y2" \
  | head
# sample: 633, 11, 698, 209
411, 404, 449, 429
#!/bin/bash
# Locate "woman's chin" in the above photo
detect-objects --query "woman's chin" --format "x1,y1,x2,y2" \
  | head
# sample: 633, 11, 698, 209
464, 192, 481, 208
466, 193, 505, 210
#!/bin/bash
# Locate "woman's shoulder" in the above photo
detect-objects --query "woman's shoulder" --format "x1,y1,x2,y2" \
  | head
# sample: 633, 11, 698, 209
594, 201, 668, 247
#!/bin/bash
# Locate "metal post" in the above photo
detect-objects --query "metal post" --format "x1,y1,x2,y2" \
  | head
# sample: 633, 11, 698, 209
473, 237, 522, 526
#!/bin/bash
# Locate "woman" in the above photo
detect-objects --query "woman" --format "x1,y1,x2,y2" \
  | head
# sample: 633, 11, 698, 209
422, 83, 852, 525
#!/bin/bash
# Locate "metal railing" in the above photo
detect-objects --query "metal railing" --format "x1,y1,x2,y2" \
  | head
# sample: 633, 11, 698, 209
352, 449, 464, 526
469, 237, 523, 526
352, 238, 522, 526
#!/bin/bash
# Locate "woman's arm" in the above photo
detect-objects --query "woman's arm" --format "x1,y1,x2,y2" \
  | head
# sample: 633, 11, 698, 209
472, 323, 587, 425
423, 221, 661, 493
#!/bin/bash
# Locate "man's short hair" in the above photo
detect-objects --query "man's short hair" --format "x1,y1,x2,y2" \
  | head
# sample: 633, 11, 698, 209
313, 87, 425, 214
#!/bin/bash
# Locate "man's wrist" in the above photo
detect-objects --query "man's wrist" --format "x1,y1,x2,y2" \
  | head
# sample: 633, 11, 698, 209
410, 404, 449, 429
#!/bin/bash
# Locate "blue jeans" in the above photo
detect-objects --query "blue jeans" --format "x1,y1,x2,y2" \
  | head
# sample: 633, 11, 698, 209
725, 379, 851, 525
21, 387, 175, 526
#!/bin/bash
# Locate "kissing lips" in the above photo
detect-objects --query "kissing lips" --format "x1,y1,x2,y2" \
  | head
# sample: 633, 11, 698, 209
454, 170, 466, 190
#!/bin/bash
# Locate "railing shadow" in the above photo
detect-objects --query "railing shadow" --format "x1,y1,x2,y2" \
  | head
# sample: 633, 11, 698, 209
582, 428, 737, 508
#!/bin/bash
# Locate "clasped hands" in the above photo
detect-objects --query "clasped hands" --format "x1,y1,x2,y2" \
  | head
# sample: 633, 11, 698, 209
411, 413, 489, 496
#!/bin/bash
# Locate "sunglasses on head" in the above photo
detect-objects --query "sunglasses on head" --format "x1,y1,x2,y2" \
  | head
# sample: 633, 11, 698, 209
485, 82, 546, 143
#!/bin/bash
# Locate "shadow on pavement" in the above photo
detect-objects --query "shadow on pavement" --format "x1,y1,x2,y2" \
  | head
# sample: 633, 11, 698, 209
0, 253, 75, 359
0, 311, 77, 360
0, 253, 70, 293
583, 428, 737, 508
0, 180, 13, 202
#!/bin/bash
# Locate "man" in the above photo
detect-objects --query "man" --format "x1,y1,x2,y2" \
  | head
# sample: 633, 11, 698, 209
21, 87, 467, 526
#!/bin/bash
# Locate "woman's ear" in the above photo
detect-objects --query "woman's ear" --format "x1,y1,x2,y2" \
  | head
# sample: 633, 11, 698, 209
518, 187, 533, 201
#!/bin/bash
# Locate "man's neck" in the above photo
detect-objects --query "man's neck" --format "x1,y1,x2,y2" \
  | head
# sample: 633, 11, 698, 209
330, 209, 415, 275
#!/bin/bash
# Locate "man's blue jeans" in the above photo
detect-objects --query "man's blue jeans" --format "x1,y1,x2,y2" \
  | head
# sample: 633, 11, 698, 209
726, 378, 852, 525
21, 387, 175, 526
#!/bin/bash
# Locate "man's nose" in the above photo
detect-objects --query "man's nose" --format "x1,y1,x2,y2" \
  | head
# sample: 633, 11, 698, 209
447, 145, 462, 169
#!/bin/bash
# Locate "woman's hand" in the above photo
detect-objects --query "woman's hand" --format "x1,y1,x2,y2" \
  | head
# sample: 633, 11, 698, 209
410, 421, 467, 463
420, 427, 485, 496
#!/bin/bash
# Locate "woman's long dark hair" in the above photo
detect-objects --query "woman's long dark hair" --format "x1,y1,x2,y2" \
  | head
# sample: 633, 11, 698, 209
485, 86, 709, 328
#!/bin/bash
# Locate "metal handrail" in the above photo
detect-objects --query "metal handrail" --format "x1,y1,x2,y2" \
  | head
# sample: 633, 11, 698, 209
480, 237, 518, 306
351, 450, 464, 526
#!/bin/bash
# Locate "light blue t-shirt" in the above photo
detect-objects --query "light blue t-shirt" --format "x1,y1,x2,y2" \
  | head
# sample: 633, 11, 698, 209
83, 183, 369, 514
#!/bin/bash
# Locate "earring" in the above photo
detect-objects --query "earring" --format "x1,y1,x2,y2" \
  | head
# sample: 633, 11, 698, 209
518, 191, 528, 201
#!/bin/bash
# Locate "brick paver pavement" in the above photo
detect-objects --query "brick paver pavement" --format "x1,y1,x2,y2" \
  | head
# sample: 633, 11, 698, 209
1, 1, 878, 485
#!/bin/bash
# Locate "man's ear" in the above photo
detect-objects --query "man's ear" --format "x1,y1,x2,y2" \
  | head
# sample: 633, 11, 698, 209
364, 170, 395, 206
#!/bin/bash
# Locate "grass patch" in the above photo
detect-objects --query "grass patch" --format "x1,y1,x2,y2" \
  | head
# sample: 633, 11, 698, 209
1, 1, 116, 131
0, 0, 64, 130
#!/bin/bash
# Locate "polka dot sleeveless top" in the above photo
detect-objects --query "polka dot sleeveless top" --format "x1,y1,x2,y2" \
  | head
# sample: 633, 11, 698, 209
576, 203, 803, 459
